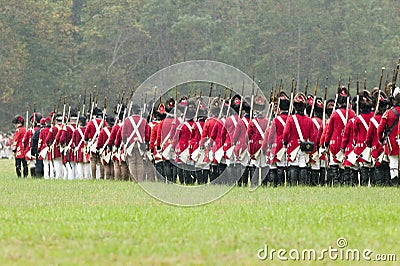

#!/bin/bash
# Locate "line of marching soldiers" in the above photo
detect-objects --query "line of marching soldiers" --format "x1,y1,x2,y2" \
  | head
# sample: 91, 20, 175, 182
10, 84, 400, 186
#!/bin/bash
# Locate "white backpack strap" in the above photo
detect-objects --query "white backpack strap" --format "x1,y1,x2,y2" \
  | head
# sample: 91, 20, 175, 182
242, 117, 249, 128
370, 117, 379, 128
183, 122, 193, 132
358, 115, 369, 132
126, 117, 143, 144
195, 121, 203, 135
252, 119, 265, 140
336, 109, 347, 127
292, 115, 304, 141
276, 116, 286, 128
312, 118, 320, 131
231, 116, 238, 127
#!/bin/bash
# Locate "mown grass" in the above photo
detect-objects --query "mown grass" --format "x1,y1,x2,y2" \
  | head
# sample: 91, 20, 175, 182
0, 159, 399, 265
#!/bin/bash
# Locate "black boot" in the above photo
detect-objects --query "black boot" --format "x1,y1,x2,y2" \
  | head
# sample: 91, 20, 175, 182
342, 167, 352, 186
288, 166, 299, 186
351, 168, 359, 186
299, 167, 307, 186
319, 167, 326, 186
374, 165, 384, 186
327, 165, 339, 187
238, 166, 249, 187
266, 168, 277, 187
155, 162, 164, 182
310, 169, 319, 186
277, 167, 286, 186
359, 167, 370, 186
210, 164, 219, 182
369, 167, 376, 186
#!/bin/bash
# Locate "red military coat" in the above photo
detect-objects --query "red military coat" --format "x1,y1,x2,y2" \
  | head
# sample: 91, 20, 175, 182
72, 126, 88, 163
121, 115, 151, 154
221, 114, 239, 159
324, 108, 355, 162
38, 126, 51, 160
60, 124, 76, 163
341, 118, 356, 167
366, 114, 384, 166
283, 113, 315, 162
309, 117, 322, 163
247, 115, 268, 158
189, 120, 205, 154
377, 106, 400, 156
84, 118, 104, 152
108, 122, 121, 161
232, 115, 250, 159
156, 116, 181, 159
265, 112, 288, 162
353, 112, 374, 162
46, 124, 63, 159
172, 120, 194, 162
13, 125, 26, 159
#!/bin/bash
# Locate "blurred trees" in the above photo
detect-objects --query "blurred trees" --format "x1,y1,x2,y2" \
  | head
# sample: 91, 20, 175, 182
1, 0, 400, 130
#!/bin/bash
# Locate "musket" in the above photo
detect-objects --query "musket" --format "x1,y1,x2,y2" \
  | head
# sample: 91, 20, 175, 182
309, 79, 319, 118
356, 74, 360, 116
75, 95, 82, 127
33, 103, 37, 127
250, 76, 255, 118
322, 76, 328, 128
333, 76, 341, 112
275, 83, 281, 118
25, 105, 29, 129
289, 78, 295, 114
61, 96, 67, 125
305, 79, 309, 95
392, 59, 400, 93
238, 80, 245, 117
375, 67, 385, 115
364, 69, 367, 90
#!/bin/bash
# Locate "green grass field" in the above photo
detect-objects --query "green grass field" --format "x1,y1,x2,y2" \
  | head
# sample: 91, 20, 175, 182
0, 159, 399, 265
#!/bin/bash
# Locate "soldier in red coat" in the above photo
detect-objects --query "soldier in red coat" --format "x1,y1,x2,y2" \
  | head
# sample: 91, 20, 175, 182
122, 104, 151, 182
12, 115, 28, 178
340, 97, 358, 186
46, 114, 64, 179
190, 99, 208, 184
247, 95, 268, 186
199, 97, 221, 182
232, 97, 251, 186
264, 92, 289, 186
60, 114, 77, 180
366, 91, 389, 186
107, 105, 126, 180
149, 103, 166, 181
156, 98, 178, 183
172, 99, 196, 184
38, 117, 52, 179
97, 116, 115, 180
324, 86, 355, 186
22, 113, 42, 177
318, 99, 335, 185
378, 87, 400, 186
84, 107, 105, 179
353, 90, 374, 186
307, 97, 324, 186
283, 92, 316, 185
72, 116, 90, 179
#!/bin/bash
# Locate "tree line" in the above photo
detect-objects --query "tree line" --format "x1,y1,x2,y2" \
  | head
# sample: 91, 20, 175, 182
1, 0, 399, 130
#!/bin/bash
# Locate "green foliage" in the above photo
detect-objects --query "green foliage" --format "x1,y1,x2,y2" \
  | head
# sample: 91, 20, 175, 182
1, 0, 400, 130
